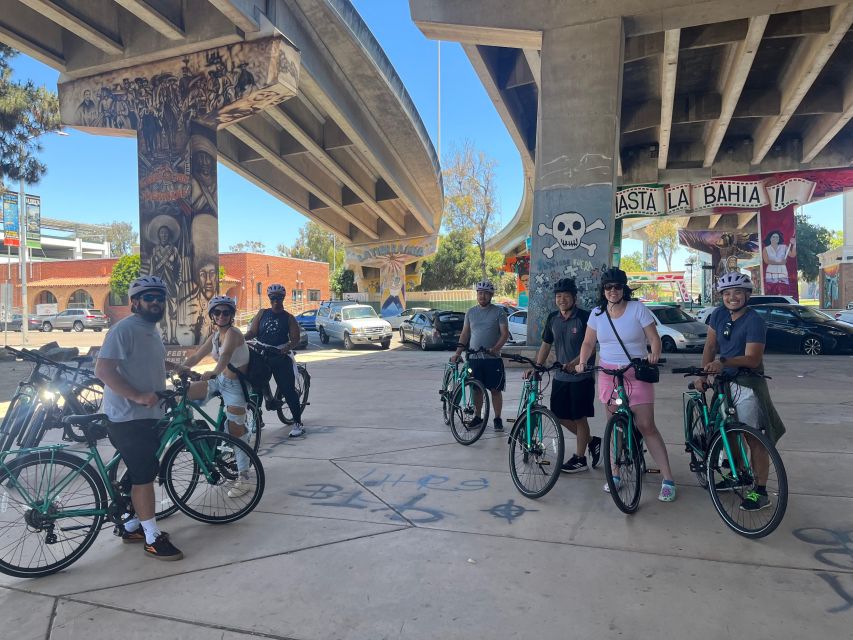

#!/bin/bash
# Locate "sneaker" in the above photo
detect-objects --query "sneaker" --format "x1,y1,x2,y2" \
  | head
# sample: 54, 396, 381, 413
603, 477, 621, 493
288, 423, 305, 438
561, 454, 589, 473
493, 417, 504, 432
588, 436, 602, 469
467, 416, 483, 431
658, 482, 677, 502
121, 528, 145, 544
227, 479, 251, 498
714, 475, 752, 492
143, 533, 183, 561
740, 491, 770, 511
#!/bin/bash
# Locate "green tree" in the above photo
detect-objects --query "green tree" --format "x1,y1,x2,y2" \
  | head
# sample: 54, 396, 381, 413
619, 251, 648, 272
278, 221, 344, 266
104, 221, 137, 257
109, 254, 141, 300
443, 140, 500, 279
795, 212, 832, 282
229, 240, 266, 253
330, 266, 356, 296
644, 217, 682, 271
419, 230, 475, 290
0, 45, 61, 184
828, 229, 843, 251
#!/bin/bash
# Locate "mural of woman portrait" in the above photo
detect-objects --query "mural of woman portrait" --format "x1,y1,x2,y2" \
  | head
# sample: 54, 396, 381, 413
187, 213, 219, 343
762, 229, 797, 295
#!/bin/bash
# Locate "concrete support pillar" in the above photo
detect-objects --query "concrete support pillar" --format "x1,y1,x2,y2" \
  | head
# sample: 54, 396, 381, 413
58, 37, 300, 345
843, 188, 853, 252
527, 19, 623, 343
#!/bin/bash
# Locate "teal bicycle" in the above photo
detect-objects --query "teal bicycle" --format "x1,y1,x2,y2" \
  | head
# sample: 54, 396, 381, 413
502, 353, 564, 498
440, 346, 491, 445
672, 366, 787, 538
0, 376, 265, 578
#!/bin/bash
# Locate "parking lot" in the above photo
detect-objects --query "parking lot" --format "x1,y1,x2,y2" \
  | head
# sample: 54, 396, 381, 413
1, 323, 852, 639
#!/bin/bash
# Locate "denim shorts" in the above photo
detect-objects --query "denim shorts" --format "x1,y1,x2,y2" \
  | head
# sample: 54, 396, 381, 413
205, 374, 247, 408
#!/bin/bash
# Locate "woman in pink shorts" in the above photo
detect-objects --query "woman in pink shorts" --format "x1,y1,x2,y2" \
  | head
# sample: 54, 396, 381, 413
576, 268, 676, 502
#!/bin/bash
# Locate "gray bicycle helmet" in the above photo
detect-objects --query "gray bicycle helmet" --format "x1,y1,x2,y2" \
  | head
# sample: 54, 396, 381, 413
716, 272, 754, 292
207, 295, 237, 316
128, 275, 167, 298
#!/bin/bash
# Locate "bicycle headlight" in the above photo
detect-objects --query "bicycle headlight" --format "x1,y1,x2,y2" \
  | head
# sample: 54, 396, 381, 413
41, 389, 56, 401
614, 397, 623, 406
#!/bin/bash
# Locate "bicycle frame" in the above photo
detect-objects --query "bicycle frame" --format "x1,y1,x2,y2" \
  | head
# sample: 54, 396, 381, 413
514, 376, 541, 447
689, 380, 752, 482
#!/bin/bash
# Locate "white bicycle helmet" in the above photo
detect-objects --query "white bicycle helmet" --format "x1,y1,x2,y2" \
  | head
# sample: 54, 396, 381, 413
266, 283, 286, 297
475, 280, 495, 293
207, 295, 237, 315
128, 275, 167, 298
716, 272, 754, 292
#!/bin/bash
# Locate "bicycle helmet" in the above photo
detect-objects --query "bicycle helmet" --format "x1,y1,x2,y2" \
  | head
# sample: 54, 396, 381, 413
553, 278, 578, 295
716, 272, 753, 292
128, 275, 167, 298
207, 295, 237, 316
600, 267, 628, 286
475, 280, 495, 293
266, 283, 286, 297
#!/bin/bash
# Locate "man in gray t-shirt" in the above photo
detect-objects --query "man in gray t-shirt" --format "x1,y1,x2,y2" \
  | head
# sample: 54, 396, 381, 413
452, 281, 509, 431
95, 275, 183, 561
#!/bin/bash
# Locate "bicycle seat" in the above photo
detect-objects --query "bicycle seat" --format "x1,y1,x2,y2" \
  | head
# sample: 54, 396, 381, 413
62, 413, 108, 426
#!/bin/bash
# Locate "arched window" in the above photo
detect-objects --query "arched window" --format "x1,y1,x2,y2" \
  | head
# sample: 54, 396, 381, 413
68, 289, 94, 309
35, 290, 57, 305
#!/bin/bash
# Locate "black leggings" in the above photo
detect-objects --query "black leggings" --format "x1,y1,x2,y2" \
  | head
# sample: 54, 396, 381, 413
269, 353, 302, 423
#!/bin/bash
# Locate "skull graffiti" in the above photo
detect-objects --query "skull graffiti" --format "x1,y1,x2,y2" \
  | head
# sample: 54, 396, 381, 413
537, 212, 606, 258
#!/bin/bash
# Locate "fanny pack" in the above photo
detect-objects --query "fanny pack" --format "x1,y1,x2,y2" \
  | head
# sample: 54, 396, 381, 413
604, 308, 659, 384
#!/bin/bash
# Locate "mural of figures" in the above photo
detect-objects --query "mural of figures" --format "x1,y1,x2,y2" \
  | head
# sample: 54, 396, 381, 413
822, 265, 840, 309
58, 37, 300, 345
758, 204, 799, 299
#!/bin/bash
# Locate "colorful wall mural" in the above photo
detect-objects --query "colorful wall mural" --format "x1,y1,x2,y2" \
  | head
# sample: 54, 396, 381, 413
758, 204, 799, 299
822, 264, 841, 309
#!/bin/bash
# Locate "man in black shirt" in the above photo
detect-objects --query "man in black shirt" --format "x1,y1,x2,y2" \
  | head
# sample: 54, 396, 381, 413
528, 278, 601, 472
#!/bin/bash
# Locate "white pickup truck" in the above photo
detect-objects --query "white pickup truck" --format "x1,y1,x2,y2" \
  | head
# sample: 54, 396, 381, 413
316, 303, 392, 350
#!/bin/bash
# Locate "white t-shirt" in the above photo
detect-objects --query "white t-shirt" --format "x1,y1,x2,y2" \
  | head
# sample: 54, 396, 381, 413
587, 301, 656, 365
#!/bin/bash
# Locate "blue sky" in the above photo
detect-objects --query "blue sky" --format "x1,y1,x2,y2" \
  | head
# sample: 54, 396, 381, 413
5, 0, 842, 260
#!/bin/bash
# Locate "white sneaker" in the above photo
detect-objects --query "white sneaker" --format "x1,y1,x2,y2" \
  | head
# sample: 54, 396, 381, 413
227, 479, 250, 498
288, 424, 305, 438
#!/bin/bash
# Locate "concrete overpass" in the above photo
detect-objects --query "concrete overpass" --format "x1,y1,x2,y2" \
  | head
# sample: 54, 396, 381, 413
1, 0, 442, 342
410, 0, 853, 336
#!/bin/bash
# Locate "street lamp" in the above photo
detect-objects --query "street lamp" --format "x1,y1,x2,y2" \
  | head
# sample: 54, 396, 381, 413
18, 130, 69, 344
684, 260, 694, 307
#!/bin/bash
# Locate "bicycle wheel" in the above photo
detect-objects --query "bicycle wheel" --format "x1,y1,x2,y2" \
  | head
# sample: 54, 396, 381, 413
107, 456, 183, 521
20, 405, 48, 449
508, 406, 564, 499
63, 380, 104, 443
604, 414, 643, 514
0, 450, 106, 578
707, 423, 787, 538
244, 400, 263, 452
276, 366, 310, 425
0, 396, 32, 452
448, 379, 489, 445
162, 431, 265, 524
440, 368, 455, 425
685, 398, 709, 488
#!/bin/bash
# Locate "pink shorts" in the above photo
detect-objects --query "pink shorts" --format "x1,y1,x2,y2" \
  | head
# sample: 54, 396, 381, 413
597, 362, 655, 407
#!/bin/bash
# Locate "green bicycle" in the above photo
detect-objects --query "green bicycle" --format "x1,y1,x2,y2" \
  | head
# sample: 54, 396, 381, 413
441, 346, 491, 445
672, 366, 787, 538
0, 377, 265, 578
502, 353, 565, 498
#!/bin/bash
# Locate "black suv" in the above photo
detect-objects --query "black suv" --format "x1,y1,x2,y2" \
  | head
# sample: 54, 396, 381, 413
751, 304, 853, 355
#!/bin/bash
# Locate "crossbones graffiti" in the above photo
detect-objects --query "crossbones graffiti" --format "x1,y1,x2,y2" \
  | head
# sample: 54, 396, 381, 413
538, 212, 605, 258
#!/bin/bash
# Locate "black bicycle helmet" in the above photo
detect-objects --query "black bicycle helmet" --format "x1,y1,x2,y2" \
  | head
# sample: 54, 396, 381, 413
600, 267, 628, 286
553, 278, 578, 295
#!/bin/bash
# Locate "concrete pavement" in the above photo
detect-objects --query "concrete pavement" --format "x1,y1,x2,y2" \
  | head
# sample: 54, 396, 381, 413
1, 340, 852, 639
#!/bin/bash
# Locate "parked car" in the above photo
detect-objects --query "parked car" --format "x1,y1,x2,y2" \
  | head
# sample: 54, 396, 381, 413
2, 314, 42, 332
496, 303, 521, 316
294, 324, 309, 350
647, 304, 708, 352
695, 307, 716, 324
294, 309, 318, 331
400, 310, 465, 350
385, 307, 432, 329
747, 295, 798, 305
834, 309, 853, 326
751, 304, 853, 355
316, 303, 392, 350
507, 310, 528, 345
41, 308, 109, 332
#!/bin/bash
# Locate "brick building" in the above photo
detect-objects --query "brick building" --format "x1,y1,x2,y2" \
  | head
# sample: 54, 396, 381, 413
6, 253, 329, 324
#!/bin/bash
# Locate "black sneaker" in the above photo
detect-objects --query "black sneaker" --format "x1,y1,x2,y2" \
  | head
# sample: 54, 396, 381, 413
561, 454, 589, 473
467, 416, 483, 431
144, 533, 184, 561
739, 491, 771, 511
493, 417, 504, 432
588, 436, 602, 469
121, 528, 145, 544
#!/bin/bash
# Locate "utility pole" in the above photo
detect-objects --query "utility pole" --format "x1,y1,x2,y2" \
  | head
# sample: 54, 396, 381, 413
18, 143, 28, 345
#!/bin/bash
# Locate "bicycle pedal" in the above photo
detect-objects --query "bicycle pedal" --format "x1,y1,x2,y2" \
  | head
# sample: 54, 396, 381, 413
645, 468, 661, 474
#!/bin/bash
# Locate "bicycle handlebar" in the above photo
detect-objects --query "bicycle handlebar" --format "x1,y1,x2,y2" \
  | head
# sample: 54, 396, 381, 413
584, 358, 666, 376
452, 344, 493, 357
671, 366, 770, 380
499, 352, 563, 372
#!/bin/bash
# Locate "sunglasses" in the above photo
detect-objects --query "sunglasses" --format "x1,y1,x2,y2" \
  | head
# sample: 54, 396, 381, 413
603, 284, 624, 292
140, 293, 165, 303
722, 320, 734, 339
269, 296, 285, 302
211, 308, 234, 317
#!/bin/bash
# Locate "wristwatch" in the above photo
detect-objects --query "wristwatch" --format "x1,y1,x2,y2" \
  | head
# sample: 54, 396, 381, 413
719, 356, 728, 364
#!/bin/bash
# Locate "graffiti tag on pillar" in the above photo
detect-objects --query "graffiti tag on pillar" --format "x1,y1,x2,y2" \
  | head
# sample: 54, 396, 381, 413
537, 212, 605, 258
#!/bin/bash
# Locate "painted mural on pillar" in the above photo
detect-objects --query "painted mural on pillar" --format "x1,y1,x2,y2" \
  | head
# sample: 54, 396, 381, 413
58, 37, 300, 345
528, 187, 613, 344
345, 236, 438, 318
758, 205, 798, 299
822, 265, 840, 309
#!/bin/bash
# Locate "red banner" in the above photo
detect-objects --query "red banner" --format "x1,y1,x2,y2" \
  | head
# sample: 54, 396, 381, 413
758, 204, 798, 299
